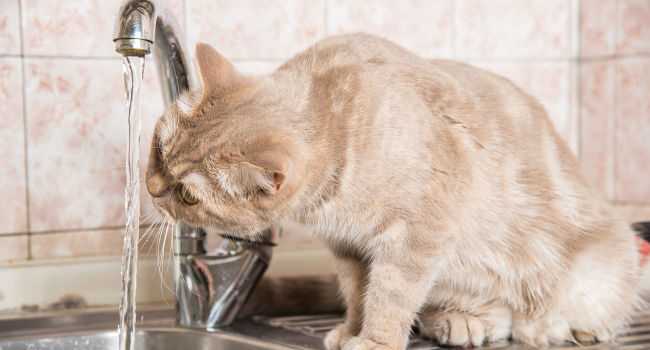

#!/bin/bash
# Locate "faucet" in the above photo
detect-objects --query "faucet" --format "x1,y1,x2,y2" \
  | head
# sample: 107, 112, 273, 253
113, 0, 274, 330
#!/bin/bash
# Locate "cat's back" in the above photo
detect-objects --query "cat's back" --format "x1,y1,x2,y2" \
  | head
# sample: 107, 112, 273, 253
279, 33, 550, 135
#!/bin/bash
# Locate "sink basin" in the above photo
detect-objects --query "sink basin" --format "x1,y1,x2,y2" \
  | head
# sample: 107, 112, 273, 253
0, 307, 293, 350
0, 329, 287, 350
2, 306, 650, 350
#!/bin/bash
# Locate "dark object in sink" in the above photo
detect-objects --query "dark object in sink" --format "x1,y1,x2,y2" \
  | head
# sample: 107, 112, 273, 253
633, 221, 650, 241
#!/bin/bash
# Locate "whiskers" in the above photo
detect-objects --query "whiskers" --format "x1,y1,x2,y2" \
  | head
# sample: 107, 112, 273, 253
138, 210, 179, 303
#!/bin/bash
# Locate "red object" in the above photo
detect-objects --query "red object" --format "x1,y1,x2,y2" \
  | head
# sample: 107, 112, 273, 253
637, 236, 650, 267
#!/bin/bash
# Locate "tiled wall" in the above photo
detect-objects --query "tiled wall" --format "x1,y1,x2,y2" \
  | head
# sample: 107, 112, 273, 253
1, 1, 649, 262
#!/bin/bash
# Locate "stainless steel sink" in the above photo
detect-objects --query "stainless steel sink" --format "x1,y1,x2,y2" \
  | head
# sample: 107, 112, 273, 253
3, 306, 650, 350
0, 329, 287, 350
0, 307, 293, 350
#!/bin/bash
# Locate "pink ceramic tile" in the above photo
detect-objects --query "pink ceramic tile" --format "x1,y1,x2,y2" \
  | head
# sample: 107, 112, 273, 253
185, 0, 325, 60
456, 0, 570, 58
0, 0, 21, 55
29, 224, 175, 259
469, 60, 571, 141
0, 234, 28, 262
580, 0, 617, 57
568, 62, 580, 154
579, 61, 615, 199
617, 0, 650, 55
22, 0, 185, 57
22, 0, 119, 57
0, 58, 28, 234
24, 58, 126, 232
615, 58, 650, 202
328, 0, 453, 58
30, 228, 123, 259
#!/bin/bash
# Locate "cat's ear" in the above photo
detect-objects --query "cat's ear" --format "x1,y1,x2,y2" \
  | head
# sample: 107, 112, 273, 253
195, 43, 240, 98
217, 156, 287, 199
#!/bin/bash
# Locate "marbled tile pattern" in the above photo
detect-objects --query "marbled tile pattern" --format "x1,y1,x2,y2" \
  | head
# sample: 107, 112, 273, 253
22, 0, 120, 57
24, 58, 126, 232
0, 0, 648, 262
0, 0, 21, 55
615, 58, 650, 202
30, 228, 122, 259
617, 0, 650, 55
0, 235, 29, 262
21, 0, 185, 58
580, 61, 615, 199
580, 0, 617, 57
0, 58, 28, 235
328, 0, 453, 58
185, 0, 325, 59
455, 0, 570, 58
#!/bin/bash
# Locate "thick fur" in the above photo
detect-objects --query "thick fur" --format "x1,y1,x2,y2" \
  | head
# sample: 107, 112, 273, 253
146, 33, 640, 349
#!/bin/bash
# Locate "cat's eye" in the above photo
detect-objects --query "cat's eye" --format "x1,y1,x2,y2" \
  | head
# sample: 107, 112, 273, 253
180, 186, 199, 205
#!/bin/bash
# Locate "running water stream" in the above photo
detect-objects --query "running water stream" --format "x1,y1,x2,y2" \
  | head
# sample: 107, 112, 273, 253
119, 55, 145, 350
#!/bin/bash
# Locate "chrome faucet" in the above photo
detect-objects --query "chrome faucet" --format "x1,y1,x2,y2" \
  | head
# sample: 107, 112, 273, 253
113, 0, 274, 330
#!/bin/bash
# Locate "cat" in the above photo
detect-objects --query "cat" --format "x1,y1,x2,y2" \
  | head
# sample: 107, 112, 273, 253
145, 33, 641, 349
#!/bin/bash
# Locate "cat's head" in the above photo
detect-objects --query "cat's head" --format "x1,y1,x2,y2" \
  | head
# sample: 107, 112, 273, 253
145, 43, 301, 240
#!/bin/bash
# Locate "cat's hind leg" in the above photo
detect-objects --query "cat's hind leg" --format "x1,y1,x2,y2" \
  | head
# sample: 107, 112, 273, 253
418, 305, 512, 347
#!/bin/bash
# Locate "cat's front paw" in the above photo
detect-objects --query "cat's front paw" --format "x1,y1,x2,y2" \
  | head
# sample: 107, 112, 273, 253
422, 312, 485, 347
573, 329, 612, 344
341, 336, 391, 350
325, 324, 355, 350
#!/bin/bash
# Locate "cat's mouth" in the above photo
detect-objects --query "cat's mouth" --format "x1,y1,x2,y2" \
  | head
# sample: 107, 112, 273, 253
219, 225, 279, 247
219, 233, 276, 246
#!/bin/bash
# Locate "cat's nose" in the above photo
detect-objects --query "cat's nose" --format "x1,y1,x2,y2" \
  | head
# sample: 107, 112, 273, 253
146, 173, 170, 197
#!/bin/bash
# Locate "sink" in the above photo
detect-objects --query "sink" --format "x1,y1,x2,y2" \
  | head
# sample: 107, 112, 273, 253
0, 307, 293, 350
3, 306, 650, 350
0, 329, 287, 350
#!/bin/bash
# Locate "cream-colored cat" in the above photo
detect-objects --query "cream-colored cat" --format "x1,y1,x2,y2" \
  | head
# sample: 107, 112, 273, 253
146, 33, 640, 349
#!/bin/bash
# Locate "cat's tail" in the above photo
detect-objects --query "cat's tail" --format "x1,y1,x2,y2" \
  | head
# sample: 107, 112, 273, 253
238, 274, 344, 318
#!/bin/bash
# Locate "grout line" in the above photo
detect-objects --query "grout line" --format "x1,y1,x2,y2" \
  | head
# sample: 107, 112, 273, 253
451, 0, 457, 59
572, 0, 582, 156
579, 53, 650, 61
457, 56, 588, 63
0, 232, 30, 238
182, 0, 187, 38
610, 0, 620, 202
28, 223, 163, 236
323, 0, 330, 38
17, 0, 31, 260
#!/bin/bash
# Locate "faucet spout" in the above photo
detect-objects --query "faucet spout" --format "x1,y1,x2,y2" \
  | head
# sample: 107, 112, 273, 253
113, 0, 195, 103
